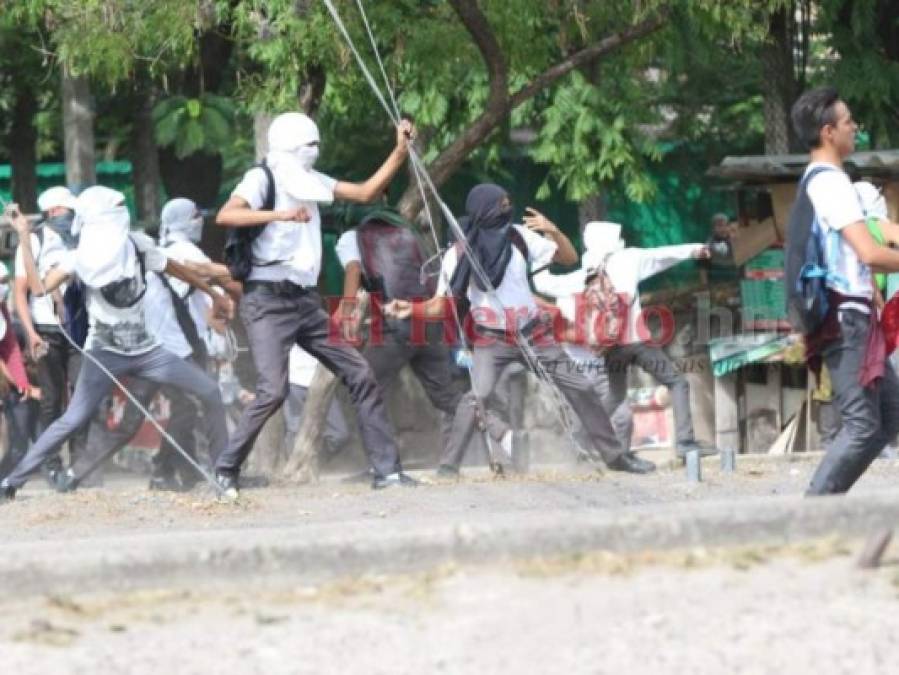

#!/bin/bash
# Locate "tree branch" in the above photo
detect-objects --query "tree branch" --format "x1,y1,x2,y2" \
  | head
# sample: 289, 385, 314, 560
398, 6, 671, 221
509, 11, 670, 109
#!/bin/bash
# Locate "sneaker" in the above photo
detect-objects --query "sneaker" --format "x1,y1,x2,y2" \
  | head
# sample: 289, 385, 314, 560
435, 464, 460, 480
215, 472, 239, 501
54, 468, 77, 494
0, 480, 16, 502
372, 472, 419, 490
608, 452, 656, 474
676, 441, 719, 459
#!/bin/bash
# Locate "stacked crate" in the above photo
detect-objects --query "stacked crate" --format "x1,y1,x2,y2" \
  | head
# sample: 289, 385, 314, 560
740, 248, 790, 331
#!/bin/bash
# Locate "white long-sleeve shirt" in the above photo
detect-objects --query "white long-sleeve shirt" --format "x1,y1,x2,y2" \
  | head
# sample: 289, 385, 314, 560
534, 244, 701, 345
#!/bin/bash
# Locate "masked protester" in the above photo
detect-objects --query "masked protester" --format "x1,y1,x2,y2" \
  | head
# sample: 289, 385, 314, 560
333, 199, 512, 476
11, 186, 88, 485
385, 184, 655, 475
68, 198, 236, 492
213, 111, 417, 496
534, 221, 717, 461
0, 188, 234, 501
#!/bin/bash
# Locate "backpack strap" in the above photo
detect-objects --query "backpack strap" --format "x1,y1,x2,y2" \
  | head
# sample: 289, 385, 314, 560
258, 160, 276, 212
156, 271, 208, 363
800, 165, 850, 290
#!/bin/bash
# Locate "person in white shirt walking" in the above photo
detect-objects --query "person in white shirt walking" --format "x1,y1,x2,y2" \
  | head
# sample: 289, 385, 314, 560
534, 221, 716, 459
789, 86, 899, 494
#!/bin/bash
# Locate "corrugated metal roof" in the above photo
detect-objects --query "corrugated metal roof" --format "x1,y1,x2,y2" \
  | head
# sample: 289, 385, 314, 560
709, 150, 899, 183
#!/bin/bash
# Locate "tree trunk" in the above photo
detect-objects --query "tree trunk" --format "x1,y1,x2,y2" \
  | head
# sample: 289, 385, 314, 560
130, 85, 161, 226
9, 87, 38, 213
761, 7, 798, 155
158, 148, 223, 209
61, 70, 96, 189
282, 366, 338, 483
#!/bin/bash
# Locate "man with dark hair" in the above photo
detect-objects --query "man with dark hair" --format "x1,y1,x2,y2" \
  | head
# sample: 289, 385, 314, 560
789, 87, 899, 494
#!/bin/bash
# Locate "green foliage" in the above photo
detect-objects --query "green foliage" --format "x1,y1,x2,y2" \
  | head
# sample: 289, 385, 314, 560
153, 94, 236, 159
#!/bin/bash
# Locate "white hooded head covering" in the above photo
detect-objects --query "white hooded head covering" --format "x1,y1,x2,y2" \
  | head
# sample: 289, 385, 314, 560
73, 186, 136, 287
854, 181, 888, 220
266, 112, 334, 204
37, 186, 77, 213
160, 198, 203, 245
581, 221, 625, 275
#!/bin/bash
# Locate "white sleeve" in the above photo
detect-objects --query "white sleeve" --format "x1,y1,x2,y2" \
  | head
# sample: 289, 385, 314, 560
335, 230, 361, 268
232, 167, 269, 210
56, 250, 76, 275
130, 233, 168, 273
435, 247, 459, 296
807, 170, 865, 232
516, 225, 557, 270
635, 245, 702, 281
532, 269, 585, 299
312, 171, 339, 200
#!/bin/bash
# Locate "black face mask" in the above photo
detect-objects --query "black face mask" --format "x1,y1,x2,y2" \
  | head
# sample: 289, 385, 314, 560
98, 240, 147, 308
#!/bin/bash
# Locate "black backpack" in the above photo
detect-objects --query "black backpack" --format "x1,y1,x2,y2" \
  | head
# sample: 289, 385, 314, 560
784, 165, 839, 335
223, 161, 277, 282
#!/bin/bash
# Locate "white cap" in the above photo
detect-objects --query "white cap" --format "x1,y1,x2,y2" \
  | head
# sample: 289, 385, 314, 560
37, 186, 77, 213
854, 181, 887, 220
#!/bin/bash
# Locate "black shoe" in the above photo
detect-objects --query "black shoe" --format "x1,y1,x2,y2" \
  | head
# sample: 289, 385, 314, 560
372, 472, 419, 490
608, 452, 656, 474
215, 472, 239, 501
149, 474, 184, 492
435, 464, 460, 480
676, 441, 719, 459
54, 468, 77, 494
0, 480, 16, 502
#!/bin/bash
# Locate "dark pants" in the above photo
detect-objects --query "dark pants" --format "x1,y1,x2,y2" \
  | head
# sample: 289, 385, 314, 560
0, 392, 39, 480
442, 332, 624, 469
3, 346, 226, 489
215, 284, 400, 478
73, 370, 200, 485
808, 309, 899, 495
605, 342, 694, 445
35, 329, 88, 467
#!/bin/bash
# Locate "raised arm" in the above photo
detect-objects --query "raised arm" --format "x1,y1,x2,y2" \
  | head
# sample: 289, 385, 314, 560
333, 120, 414, 204
522, 208, 578, 266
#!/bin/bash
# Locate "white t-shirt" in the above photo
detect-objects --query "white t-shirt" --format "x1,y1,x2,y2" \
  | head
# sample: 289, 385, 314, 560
435, 224, 557, 329
535, 244, 701, 344
289, 344, 320, 388
58, 233, 168, 354
144, 240, 212, 359
805, 162, 870, 305
335, 229, 361, 268
232, 166, 338, 287
15, 229, 67, 328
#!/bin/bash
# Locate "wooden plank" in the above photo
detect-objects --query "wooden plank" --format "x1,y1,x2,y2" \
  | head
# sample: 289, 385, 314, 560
714, 371, 740, 454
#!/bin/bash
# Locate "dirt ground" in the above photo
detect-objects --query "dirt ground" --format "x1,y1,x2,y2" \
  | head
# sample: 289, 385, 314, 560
3, 537, 899, 674
2, 452, 898, 544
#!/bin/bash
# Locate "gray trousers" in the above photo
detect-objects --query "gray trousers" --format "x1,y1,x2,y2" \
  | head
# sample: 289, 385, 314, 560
605, 342, 694, 445
215, 285, 400, 478
808, 309, 899, 495
35, 330, 88, 468
282, 383, 350, 457
442, 335, 624, 469
72, 370, 200, 485
364, 320, 509, 465
4, 346, 226, 488
571, 357, 634, 455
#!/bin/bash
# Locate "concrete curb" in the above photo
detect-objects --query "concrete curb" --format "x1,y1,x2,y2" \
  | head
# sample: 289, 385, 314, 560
4, 487, 899, 598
